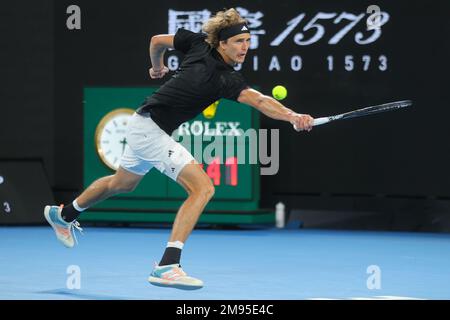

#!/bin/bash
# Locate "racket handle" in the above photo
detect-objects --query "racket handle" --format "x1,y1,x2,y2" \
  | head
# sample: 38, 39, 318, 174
313, 117, 329, 126
292, 117, 330, 131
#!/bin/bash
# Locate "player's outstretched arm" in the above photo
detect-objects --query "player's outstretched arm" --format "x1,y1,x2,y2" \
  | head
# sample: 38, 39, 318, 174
237, 88, 314, 131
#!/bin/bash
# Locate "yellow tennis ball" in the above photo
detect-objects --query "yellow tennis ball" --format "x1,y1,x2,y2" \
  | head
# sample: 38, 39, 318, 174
272, 85, 287, 100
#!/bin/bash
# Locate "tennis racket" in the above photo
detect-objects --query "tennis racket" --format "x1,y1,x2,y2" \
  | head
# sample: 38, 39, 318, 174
294, 100, 412, 129
313, 100, 412, 126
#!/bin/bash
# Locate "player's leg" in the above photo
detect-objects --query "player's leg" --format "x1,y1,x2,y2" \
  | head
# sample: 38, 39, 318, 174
45, 112, 151, 248
156, 160, 214, 265
44, 167, 144, 248
148, 161, 213, 290
146, 126, 214, 289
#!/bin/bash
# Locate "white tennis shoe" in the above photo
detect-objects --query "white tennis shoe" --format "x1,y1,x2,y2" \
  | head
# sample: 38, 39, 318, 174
148, 263, 203, 290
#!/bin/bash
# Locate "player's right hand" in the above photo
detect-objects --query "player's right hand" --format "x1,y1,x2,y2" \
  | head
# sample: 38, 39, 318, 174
291, 113, 314, 132
149, 66, 169, 79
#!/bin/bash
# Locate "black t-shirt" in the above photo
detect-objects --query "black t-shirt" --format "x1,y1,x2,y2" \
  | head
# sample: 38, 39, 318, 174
136, 28, 249, 135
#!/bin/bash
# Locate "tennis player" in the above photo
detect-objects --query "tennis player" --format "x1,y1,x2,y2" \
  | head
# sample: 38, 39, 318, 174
44, 8, 314, 290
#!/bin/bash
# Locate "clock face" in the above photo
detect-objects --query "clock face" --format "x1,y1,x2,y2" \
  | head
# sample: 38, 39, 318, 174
95, 108, 134, 170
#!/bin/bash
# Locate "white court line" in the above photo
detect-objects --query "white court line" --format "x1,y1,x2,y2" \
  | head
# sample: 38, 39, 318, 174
309, 296, 425, 300
372, 296, 425, 300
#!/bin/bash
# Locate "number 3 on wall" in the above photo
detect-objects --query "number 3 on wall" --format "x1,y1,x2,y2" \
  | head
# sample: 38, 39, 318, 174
3, 202, 11, 213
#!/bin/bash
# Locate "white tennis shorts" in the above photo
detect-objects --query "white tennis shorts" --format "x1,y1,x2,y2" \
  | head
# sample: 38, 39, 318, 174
120, 113, 194, 181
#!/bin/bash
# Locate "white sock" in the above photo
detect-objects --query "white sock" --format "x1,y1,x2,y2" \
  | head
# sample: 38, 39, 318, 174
73, 199, 88, 212
167, 241, 184, 250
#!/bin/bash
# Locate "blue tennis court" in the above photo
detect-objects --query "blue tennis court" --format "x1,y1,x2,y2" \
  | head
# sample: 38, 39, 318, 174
1, 226, 449, 300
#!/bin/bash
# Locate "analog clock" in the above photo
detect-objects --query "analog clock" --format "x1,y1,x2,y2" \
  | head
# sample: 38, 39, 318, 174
94, 108, 134, 170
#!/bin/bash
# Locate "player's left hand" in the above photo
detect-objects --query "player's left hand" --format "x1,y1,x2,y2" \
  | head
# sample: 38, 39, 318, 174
149, 66, 169, 79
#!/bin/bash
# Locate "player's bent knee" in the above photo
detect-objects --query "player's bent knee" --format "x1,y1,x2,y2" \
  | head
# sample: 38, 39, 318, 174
206, 184, 215, 199
197, 183, 215, 201
188, 181, 215, 202
208, 184, 216, 199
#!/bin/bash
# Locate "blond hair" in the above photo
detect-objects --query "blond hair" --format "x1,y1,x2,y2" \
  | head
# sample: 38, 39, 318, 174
202, 8, 247, 48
